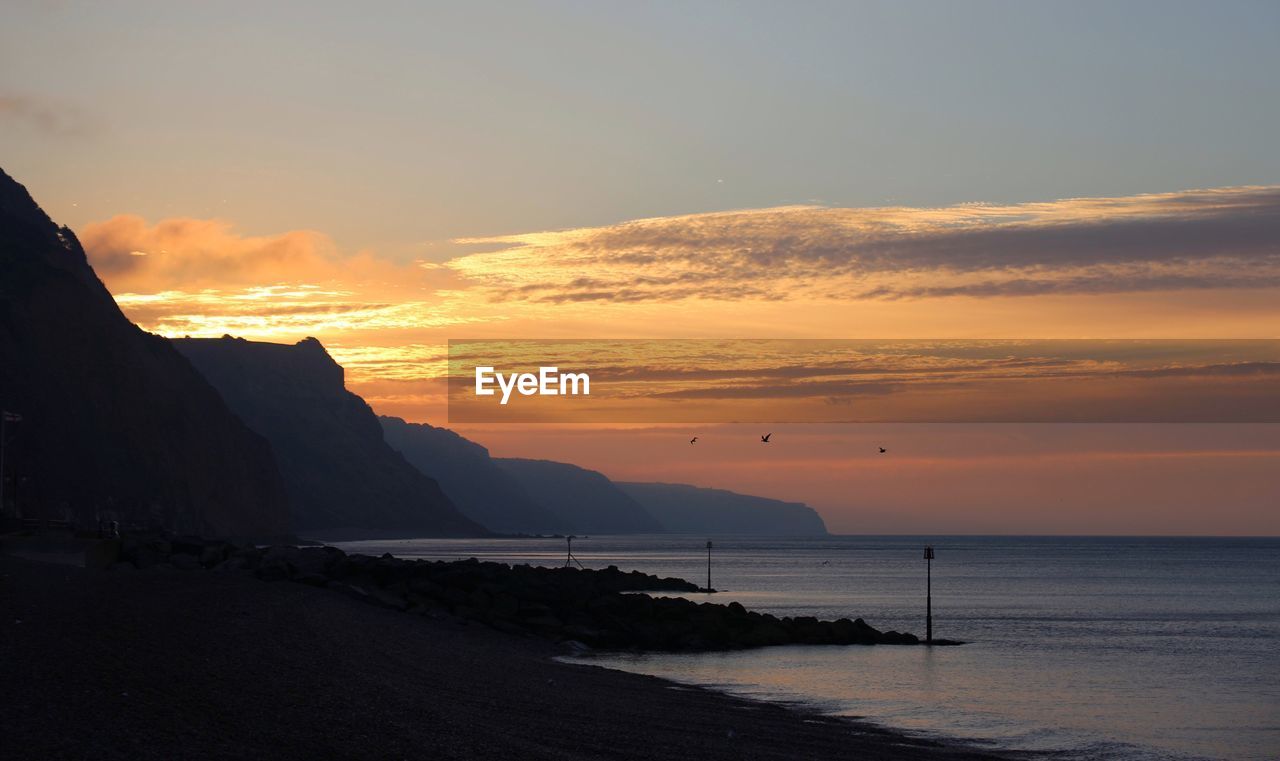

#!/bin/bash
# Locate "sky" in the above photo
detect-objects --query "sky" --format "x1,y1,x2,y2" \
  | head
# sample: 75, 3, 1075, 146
2, 1, 1278, 533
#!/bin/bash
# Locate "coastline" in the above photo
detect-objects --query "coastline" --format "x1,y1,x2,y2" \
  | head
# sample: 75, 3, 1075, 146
0, 553, 1011, 760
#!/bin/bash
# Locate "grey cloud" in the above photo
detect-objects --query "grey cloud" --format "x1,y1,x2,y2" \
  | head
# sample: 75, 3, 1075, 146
0, 94, 95, 137
453, 187, 1280, 302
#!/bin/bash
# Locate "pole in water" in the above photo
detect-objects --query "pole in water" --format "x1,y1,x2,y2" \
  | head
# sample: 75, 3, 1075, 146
705, 540, 713, 592
924, 545, 935, 643
564, 535, 584, 569
0, 413, 6, 514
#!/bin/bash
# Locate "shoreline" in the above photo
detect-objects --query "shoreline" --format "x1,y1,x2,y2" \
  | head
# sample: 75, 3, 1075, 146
0, 552, 1013, 760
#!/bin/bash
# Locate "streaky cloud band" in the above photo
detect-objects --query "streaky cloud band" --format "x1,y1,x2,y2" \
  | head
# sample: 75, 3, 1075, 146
449, 186, 1280, 303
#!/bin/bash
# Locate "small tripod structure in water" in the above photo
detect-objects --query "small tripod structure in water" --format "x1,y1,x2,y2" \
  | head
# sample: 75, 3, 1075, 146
565, 535, 585, 569
924, 545, 935, 643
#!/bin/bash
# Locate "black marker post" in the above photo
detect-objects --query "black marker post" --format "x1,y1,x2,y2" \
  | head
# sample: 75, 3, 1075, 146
705, 540, 713, 592
924, 545, 935, 644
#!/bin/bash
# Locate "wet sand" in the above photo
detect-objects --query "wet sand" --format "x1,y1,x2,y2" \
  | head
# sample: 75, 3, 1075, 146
0, 553, 1011, 760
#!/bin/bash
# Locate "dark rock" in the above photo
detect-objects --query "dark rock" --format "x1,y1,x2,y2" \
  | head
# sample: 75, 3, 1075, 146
380, 416, 566, 534
129, 544, 164, 570
0, 168, 291, 537
170, 538, 206, 557
168, 553, 202, 571
256, 563, 290, 582
523, 614, 564, 631
618, 481, 829, 536
172, 337, 486, 538
214, 556, 253, 573
293, 573, 331, 587
494, 458, 662, 534
367, 586, 410, 611
329, 581, 370, 601
199, 544, 229, 568
109, 533, 933, 653
84, 540, 121, 570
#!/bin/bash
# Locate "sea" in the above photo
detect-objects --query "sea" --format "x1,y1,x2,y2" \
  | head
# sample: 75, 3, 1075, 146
334, 535, 1280, 761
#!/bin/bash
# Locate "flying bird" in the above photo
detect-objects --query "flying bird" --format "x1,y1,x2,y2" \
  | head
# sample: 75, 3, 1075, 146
878, 447, 887, 453
761, 433, 772, 443
690, 436, 698, 444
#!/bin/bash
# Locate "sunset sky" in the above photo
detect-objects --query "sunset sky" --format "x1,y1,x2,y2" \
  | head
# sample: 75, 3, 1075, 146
3, 1, 1277, 533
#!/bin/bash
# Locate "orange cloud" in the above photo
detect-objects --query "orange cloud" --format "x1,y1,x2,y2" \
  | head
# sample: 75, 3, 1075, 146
87, 215, 367, 291
80, 215, 481, 341
79, 186, 1280, 409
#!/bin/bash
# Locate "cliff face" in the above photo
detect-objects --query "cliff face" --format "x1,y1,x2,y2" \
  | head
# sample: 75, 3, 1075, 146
173, 337, 485, 537
617, 482, 829, 536
382, 417, 829, 537
0, 168, 290, 537
380, 416, 565, 535
494, 458, 663, 534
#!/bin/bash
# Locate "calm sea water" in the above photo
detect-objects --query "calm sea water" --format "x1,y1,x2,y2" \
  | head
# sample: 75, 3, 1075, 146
336, 535, 1280, 761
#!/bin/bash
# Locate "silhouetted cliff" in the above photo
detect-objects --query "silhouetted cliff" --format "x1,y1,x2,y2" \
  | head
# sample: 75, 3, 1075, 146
173, 337, 484, 537
494, 458, 662, 534
379, 416, 565, 534
0, 168, 290, 537
617, 482, 829, 536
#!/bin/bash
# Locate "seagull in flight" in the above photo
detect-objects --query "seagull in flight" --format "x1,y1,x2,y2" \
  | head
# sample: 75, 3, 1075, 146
878, 447, 887, 453
761, 433, 772, 443
690, 436, 698, 444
